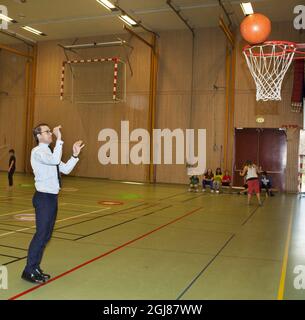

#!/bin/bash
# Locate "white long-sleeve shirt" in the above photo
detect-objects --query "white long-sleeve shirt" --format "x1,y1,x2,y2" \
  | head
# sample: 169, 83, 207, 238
31, 140, 79, 194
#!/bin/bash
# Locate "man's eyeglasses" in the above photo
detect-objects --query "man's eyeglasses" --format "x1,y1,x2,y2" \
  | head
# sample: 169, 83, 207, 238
40, 130, 52, 135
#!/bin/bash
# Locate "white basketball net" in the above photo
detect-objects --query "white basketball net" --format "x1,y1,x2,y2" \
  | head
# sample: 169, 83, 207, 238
243, 42, 297, 101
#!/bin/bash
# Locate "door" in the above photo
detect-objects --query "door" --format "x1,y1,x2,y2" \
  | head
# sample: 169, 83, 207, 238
233, 128, 287, 191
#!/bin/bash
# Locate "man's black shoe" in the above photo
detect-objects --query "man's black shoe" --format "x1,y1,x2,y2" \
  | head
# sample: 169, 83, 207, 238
35, 268, 51, 280
21, 271, 46, 284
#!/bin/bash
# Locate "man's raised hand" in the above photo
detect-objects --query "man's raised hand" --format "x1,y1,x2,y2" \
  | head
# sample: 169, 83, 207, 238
53, 125, 62, 140
73, 140, 85, 157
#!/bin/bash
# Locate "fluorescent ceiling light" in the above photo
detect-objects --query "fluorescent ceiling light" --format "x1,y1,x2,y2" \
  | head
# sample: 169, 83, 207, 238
0, 13, 17, 23
119, 14, 138, 26
96, 0, 116, 11
22, 26, 46, 36
240, 2, 254, 15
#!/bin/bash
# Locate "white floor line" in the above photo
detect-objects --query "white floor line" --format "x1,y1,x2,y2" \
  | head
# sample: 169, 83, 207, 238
1, 197, 107, 209
0, 207, 110, 238
0, 208, 34, 218
0, 196, 33, 201
55, 207, 110, 222
59, 202, 107, 209
0, 203, 69, 218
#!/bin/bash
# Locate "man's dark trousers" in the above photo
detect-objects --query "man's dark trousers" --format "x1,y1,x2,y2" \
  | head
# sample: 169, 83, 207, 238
25, 191, 58, 274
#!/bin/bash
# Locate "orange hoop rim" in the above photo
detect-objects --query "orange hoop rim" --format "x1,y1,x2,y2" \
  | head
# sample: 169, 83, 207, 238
243, 40, 305, 59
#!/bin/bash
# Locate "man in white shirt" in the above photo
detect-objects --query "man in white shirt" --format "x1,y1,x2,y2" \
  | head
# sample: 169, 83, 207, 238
22, 123, 84, 283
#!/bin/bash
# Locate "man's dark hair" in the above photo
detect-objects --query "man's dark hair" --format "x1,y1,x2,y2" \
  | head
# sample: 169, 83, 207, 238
33, 123, 49, 144
9, 149, 15, 154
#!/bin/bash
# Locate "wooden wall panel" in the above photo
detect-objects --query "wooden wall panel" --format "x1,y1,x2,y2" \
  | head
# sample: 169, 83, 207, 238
0, 50, 27, 172
156, 28, 227, 184
286, 128, 300, 193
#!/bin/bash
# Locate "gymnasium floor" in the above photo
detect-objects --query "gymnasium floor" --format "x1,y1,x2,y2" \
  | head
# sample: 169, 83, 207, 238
0, 172, 304, 300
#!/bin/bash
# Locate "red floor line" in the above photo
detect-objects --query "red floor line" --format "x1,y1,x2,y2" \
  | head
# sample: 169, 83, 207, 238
9, 206, 202, 300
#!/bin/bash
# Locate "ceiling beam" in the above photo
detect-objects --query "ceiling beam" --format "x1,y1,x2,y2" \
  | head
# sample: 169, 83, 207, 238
219, 16, 235, 47
0, 29, 36, 46
59, 39, 132, 50
166, 0, 195, 37
0, 43, 33, 59
123, 25, 153, 49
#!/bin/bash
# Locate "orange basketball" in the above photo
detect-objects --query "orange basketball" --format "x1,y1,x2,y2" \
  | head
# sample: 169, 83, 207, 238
240, 13, 271, 45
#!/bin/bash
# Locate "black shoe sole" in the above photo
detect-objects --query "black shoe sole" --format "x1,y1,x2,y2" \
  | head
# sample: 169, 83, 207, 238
35, 268, 51, 281
21, 273, 46, 284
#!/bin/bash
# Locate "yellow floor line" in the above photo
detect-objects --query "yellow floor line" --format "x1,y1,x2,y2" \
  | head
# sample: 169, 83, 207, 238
277, 211, 294, 300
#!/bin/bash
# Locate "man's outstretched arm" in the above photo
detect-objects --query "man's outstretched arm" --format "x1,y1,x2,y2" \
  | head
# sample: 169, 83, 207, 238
34, 140, 63, 165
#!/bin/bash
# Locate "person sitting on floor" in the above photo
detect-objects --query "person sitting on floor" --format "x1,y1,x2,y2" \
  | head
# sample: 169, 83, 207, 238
202, 168, 214, 192
260, 171, 274, 197
213, 168, 223, 193
222, 170, 232, 187
189, 175, 200, 192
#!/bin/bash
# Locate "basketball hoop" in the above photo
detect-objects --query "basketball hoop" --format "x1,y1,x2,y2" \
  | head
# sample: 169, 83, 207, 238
243, 41, 305, 101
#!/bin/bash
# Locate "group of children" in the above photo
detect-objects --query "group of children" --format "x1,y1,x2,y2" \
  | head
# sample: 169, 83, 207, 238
188, 166, 274, 198
188, 168, 232, 193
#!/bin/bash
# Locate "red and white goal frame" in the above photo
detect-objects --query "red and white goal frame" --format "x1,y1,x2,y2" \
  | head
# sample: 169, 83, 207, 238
60, 57, 126, 103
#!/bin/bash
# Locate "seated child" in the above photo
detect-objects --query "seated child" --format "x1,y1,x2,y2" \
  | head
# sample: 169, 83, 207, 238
213, 168, 223, 193
222, 170, 232, 187
202, 169, 214, 192
189, 175, 199, 192
260, 171, 274, 196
